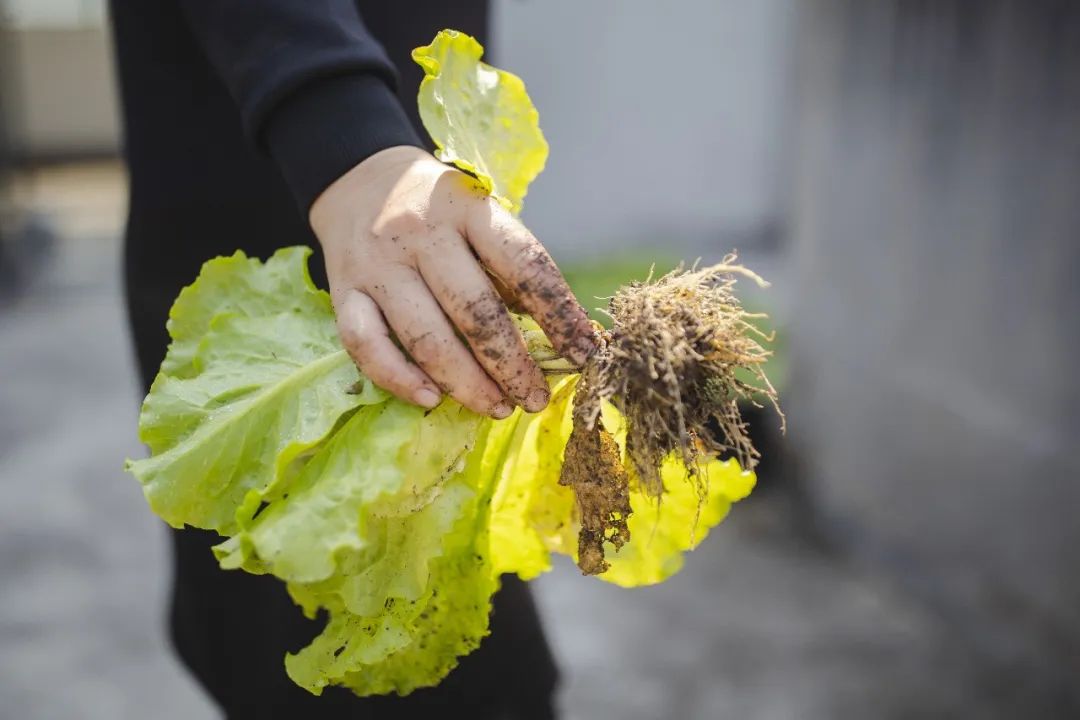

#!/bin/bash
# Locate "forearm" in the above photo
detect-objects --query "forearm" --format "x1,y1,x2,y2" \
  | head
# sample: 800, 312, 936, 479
175, 0, 422, 210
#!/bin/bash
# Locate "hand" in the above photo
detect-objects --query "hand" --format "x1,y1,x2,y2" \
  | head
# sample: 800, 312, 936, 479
310, 145, 596, 418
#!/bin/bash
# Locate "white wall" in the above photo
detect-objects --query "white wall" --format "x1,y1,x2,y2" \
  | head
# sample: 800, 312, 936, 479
1, 26, 120, 157
1, 0, 118, 157
492, 0, 795, 257
787, 0, 1080, 690
1, 0, 106, 29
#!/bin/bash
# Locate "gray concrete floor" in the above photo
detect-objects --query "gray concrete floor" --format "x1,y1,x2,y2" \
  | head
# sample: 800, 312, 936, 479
0, 171, 1022, 719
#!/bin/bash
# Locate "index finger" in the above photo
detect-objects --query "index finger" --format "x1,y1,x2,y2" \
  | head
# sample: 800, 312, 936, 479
464, 198, 597, 366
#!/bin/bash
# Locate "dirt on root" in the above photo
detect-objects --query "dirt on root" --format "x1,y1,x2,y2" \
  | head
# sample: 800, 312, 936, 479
559, 414, 631, 575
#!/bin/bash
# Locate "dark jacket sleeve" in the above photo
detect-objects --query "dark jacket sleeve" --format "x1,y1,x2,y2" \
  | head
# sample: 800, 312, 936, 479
176, 0, 423, 211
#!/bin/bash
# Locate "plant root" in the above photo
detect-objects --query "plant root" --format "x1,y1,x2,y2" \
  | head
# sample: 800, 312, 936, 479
562, 253, 783, 573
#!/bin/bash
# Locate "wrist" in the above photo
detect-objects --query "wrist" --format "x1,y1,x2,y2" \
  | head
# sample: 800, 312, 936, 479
310, 146, 432, 239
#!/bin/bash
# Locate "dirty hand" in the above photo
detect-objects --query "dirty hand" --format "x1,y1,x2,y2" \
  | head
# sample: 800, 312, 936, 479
310, 145, 596, 418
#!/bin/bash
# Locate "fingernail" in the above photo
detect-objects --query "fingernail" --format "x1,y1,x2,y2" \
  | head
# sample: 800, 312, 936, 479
523, 387, 550, 413
567, 336, 597, 366
491, 400, 515, 420
414, 387, 442, 409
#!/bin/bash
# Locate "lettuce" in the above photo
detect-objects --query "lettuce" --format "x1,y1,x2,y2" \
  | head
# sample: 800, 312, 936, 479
129, 248, 755, 695
127, 29, 757, 697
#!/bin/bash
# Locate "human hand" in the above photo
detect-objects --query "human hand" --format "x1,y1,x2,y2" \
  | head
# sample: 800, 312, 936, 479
310, 145, 596, 418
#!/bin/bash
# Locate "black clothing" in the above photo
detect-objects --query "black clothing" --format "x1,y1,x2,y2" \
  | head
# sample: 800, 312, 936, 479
109, 1, 559, 716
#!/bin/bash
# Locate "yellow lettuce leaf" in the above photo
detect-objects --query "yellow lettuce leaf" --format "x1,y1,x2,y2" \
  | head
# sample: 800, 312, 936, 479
487, 376, 756, 588
412, 29, 548, 214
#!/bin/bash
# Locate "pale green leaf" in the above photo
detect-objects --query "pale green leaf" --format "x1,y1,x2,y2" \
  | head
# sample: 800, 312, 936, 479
126, 247, 373, 534
214, 399, 482, 585
286, 419, 514, 696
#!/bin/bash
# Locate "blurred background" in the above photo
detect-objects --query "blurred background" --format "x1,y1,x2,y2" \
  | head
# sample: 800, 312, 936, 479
1, 0, 1076, 718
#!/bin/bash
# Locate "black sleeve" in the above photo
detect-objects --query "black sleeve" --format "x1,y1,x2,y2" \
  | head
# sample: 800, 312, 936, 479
177, 0, 424, 211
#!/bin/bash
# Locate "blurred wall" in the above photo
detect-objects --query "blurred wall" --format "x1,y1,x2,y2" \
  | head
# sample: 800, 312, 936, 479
0, 0, 119, 158
493, 0, 796, 257
788, 0, 1079, 702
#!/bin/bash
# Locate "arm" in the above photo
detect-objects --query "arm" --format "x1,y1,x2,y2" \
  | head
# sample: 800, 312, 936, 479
178, 1, 596, 415
176, 0, 421, 208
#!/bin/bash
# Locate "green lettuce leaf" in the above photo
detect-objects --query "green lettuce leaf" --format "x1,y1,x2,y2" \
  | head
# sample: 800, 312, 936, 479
213, 399, 482, 584
331, 418, 516, 697
285, 417, 522, 696
412, 29, 548, 214
283, 478, 482, 695
126, 247, 373, 534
